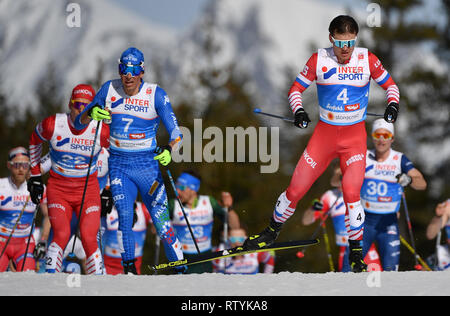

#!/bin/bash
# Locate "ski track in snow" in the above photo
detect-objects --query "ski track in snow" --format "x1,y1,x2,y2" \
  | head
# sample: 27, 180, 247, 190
0, 271, 449, 296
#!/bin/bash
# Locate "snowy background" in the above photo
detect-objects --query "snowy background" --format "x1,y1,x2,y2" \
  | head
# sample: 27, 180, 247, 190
1, 270, 449, 296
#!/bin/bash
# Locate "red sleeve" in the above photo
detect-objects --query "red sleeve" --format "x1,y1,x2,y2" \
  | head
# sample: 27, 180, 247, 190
100, 123, 110, 149
369, 51, 397, 88
313, 191, 332, 221
368, 51, 400, 103
290, 53, 317, 92
288, 53, 317, 113
29, 115, 55, 176
258, 252, 275, 273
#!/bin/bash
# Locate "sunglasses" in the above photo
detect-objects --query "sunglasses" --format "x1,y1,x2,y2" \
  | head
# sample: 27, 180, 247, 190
176, 184, 187, 191
331, 36, 357, 48
229, 236, 246, 244
9, 161, 31, 169
118, 62, 144, 77
372, 131, 393, 140
71, 100, 89, 111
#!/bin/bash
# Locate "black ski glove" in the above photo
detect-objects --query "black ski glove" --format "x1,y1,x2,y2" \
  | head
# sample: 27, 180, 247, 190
311, 199, 324, 211
384, 102, 399, 123
34, 241, 47, 260
27, 176, 44, 205
100, 188, 114, 217
294, 108, 311, 129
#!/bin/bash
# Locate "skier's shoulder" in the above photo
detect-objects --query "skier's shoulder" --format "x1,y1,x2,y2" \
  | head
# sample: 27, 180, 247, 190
322, 188, 341, 201
367, 148, 376, 161
0, 177, 9, 188
389, 149, 410, 165
199, 195, 216, 206
104, 79, 117, 89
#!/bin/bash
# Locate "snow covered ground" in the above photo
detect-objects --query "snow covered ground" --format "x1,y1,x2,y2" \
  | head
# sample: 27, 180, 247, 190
0, 270, 448, 296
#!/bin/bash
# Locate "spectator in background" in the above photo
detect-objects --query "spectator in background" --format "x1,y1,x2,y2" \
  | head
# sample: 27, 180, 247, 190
213, 227, 275, 274
168, 169, 240, 274
426, 199, 450, 271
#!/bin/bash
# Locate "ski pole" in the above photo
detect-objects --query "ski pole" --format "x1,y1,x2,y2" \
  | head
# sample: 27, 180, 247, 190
253, 108, 294, 123
297, 194, 340, 259
69, 120, 101, 256
223, 205, 229, 274
254, 108, 383, 122
0, 196, 30, 260
401, 192, 422, 271
366, 112, 383, 117
399, 235, 432, 271
20, 203, 40, 271
435, 229, 442, 270
223, 206, 229, 248
153, 236, 160, 275
163, 166, 201, 254
322, 221, 335, 272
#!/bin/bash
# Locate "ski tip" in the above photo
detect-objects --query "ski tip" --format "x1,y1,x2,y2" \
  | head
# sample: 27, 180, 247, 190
253, 108, 262, 113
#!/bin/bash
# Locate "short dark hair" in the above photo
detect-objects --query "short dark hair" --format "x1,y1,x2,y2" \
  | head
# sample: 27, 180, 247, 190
329, 15, 359, 35
182, 169, 202, 182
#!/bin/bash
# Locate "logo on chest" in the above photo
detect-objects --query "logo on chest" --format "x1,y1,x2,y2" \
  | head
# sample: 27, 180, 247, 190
374, 164, 396, 177
56, 136, 94, 152
111, 97, 151, 113
322, 66, 365, 81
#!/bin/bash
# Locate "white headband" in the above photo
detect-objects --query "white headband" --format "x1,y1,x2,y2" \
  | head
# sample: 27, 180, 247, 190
372, 118, 394, 135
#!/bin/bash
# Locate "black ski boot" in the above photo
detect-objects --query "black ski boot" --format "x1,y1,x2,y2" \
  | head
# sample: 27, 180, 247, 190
123, 259, 138, 275
243, 218, 283, 250
349, 240, 367, 273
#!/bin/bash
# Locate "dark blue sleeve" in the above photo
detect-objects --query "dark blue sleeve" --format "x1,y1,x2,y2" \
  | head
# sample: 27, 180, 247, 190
74, 81, 111, 130
154, 86, 183, 145
401, 154, 415, 174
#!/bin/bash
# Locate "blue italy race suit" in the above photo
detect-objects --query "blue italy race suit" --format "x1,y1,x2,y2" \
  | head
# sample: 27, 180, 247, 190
75, 79, 184, 265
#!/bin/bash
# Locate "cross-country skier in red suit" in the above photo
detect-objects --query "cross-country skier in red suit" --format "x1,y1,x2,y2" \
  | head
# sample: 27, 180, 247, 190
244, 15, 400, 272
28, 84, 110, 274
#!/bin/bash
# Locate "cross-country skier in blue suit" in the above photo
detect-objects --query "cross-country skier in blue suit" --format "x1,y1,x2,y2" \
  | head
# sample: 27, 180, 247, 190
74, 47, 185, 274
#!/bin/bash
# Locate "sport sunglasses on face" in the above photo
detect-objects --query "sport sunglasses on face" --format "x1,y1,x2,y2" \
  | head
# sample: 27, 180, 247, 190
331, 36, 357, 48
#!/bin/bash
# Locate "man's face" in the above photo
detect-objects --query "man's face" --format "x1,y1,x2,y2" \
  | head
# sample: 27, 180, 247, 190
229, 229, 247, 247
329, 32, 357, 63
7, 155, 31, 185
69, 99, 89, 122
176, 184, 196, 204
372, 128, 394, 154
120, 72, 144, 96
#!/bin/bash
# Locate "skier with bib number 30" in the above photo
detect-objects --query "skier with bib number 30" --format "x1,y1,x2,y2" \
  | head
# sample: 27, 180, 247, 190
243, 15, 401, 272
74, 47, 185, 274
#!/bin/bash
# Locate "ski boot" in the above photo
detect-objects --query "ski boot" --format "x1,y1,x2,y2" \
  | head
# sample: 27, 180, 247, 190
349, 240, 367, 273
122, 259, 138, 275
243, 217, 283, 250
